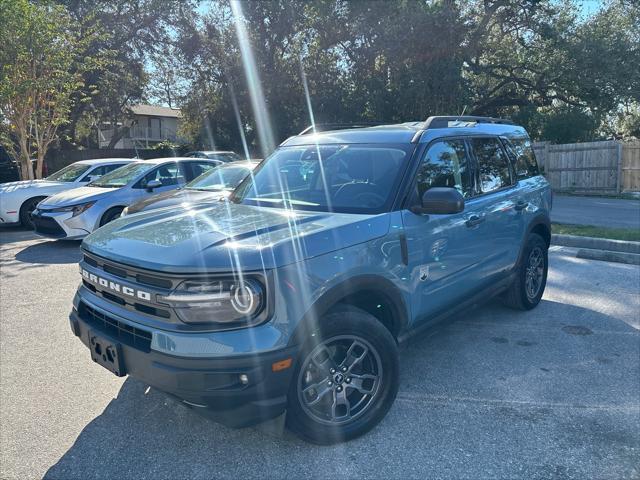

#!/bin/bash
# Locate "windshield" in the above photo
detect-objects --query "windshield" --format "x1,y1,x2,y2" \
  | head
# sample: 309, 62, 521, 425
187, 165, 253, 191
231, 144, 412, 214
45, 163, 91, 182
89, 162, 156, 188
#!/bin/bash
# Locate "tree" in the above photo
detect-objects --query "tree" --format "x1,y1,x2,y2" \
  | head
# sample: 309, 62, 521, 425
55, 0, 192, 149
0, 0, 91, 179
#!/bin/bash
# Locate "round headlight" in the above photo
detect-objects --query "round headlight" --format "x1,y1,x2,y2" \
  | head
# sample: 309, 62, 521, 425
230, 280, 262, 316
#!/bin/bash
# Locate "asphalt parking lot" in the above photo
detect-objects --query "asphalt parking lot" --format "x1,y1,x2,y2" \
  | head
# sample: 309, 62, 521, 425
1, 227, 639, 480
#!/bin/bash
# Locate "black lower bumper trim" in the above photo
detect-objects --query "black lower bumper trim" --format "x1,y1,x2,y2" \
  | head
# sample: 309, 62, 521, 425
32, 214, 66, 237
70, 309, 297, 428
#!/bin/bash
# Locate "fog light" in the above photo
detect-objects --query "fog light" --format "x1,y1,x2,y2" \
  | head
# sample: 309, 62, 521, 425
239, 374, 249, 385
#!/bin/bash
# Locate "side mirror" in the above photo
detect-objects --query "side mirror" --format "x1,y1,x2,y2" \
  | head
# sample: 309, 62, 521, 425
87, 175, 101, 182
145, 179, 162, 192
411, 187, 465, 215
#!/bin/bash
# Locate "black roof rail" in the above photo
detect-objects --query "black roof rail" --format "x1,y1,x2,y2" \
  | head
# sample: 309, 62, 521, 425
298, 122, 385, 135
423, 116, 514, 130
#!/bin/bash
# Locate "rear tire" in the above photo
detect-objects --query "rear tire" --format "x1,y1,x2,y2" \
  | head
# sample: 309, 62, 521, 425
286, 306, 399, 444
19, 197, 45, 229
99, 207, 124, 227
502, 233, 548, 310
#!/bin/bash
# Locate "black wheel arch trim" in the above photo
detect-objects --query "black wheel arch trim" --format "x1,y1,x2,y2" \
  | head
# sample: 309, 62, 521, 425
516, 214, 551, 268
287, 274, 409, 347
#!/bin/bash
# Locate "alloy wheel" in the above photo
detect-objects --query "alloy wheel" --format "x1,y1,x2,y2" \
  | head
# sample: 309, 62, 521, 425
525, 246, 545, 300
297, 335, 382, 426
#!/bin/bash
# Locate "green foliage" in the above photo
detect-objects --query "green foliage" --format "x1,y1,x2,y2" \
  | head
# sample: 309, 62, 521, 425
0, 0, 93, 178
173, 0, 640, 150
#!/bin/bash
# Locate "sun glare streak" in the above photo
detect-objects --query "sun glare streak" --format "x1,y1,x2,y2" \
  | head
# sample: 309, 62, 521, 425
204, 117, 217, 151
228, 82, 250, 160
299, 56, 333, 212
230, 0, 276, 159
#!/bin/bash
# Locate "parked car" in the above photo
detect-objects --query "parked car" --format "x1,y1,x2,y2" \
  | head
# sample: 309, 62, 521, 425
122, 160, 260, 216
32, 157, 220, 239
0, 158, 133, 228
69, 117, 551, 444
185, 151, 242, 162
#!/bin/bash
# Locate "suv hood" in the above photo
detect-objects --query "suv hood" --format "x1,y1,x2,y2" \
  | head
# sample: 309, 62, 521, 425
39, 186, 117, 208
82, 201, 390, 272
0, 179, 66, 194
127, 188, 225, 215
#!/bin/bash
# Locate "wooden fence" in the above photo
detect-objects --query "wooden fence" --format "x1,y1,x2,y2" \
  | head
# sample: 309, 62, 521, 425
532, 140, 640, 194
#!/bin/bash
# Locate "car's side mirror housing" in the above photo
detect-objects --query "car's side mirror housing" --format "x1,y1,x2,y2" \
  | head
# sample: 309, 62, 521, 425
145, 179, 162, 192
411, 187, 465, 215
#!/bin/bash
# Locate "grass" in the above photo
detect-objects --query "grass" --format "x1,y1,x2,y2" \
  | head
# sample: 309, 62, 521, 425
552, 223, 640, 242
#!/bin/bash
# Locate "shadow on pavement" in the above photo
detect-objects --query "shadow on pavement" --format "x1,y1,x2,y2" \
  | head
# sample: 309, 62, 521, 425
44, 300, 639, 479
13, 239, 82, 265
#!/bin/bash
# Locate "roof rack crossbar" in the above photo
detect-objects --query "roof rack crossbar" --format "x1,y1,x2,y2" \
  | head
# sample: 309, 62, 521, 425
423, 116, 514, 130
298, 122, 385, 135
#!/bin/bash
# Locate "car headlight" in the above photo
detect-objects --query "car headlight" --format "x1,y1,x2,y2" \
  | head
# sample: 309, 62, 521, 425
158, 278, 265, 325
49, 201, 95, 217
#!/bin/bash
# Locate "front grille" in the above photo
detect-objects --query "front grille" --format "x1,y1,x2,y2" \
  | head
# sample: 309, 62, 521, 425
79, 302, 152, 352
33, 216, 66, 237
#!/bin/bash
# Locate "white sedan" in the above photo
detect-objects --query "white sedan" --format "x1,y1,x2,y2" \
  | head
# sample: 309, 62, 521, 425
0, 158, 133, 228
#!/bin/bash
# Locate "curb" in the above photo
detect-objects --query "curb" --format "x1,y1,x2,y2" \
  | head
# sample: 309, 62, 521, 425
551, 234, 640, 254
575, 248, 640, 266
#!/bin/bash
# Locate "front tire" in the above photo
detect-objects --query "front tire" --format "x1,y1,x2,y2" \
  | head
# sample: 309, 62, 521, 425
286, 307, 399, 444
99, 207, 124, 227
19, 197, 45, 229
502, 233, 548, 310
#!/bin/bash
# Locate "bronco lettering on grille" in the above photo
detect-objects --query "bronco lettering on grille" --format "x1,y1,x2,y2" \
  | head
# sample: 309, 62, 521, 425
81, 268, 152, 301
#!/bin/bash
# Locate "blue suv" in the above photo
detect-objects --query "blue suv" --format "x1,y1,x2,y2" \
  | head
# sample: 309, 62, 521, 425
69, 117, 551, 444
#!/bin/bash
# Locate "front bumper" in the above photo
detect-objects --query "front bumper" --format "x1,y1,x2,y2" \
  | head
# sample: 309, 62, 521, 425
31, 209, 91, 239
69, 302, 297, 428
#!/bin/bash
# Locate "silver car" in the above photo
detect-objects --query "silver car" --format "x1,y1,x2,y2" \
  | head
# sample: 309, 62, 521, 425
32, 157, 219, 239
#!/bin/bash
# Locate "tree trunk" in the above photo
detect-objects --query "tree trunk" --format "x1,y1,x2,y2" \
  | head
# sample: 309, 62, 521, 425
107, 125, 130, 149
20, 156, 34, 181
36, 153, 45, 179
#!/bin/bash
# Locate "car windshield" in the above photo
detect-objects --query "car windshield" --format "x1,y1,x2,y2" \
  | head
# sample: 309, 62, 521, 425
45, 163, 91, 182
89, 162, 156, 188
187, 165, 253, 191
231, 144, 412, 214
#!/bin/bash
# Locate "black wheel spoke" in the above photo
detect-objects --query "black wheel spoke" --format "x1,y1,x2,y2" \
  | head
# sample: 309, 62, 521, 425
302, 377, 332, 406
347, 373, 377, 395
331, 389, 351, 421
341, 340, 369, 371
310, 345, 335, 374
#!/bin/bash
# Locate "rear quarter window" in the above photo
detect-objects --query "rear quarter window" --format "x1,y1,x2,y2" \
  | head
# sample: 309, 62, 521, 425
503, 136, 539, 180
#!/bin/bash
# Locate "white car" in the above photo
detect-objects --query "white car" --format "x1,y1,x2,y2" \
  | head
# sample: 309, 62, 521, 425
0, 158, 133, 228
32, 157, 220, 239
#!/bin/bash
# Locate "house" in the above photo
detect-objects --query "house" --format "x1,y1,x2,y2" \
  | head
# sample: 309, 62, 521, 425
98, 105, 182, 149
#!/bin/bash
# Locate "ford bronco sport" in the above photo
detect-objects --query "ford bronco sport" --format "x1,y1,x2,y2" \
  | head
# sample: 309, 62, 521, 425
69, 116, 551, 444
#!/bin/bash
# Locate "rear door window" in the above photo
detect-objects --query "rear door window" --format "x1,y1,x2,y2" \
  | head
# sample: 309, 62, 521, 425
140, 162, 182, 187
470, 137, 513, 193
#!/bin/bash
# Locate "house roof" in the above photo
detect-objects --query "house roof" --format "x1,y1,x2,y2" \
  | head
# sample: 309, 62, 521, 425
131, 104, 182, 118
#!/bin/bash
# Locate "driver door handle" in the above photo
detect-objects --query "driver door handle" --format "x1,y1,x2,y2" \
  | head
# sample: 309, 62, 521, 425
514, 200, 528, 211
465, 214, 486, 228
